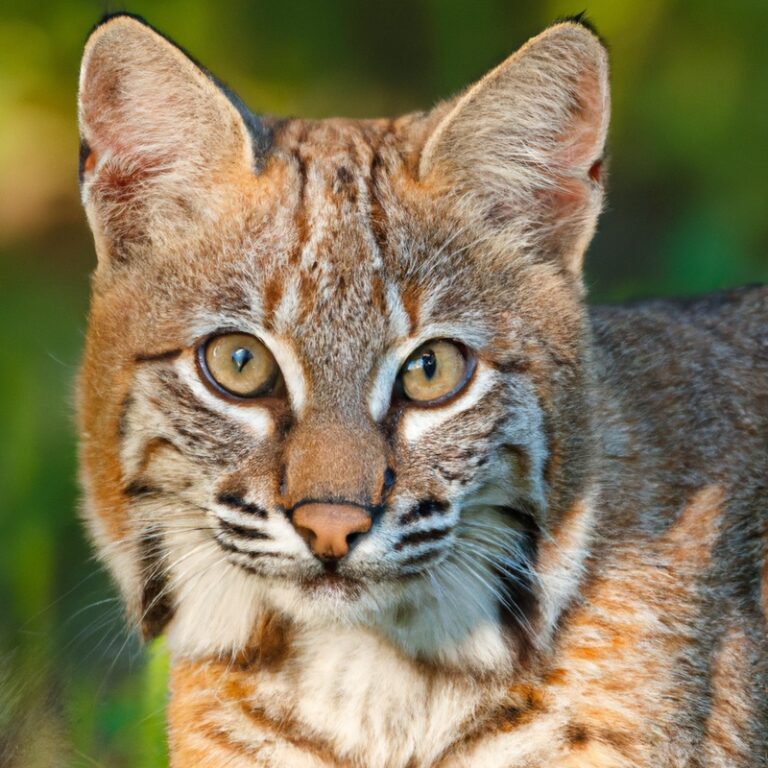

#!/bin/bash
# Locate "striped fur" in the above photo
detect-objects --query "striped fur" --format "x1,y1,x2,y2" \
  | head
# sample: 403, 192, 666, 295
76, 14, 768, 767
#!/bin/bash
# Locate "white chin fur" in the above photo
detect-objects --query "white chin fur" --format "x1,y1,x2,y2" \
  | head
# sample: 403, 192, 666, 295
164, 542, 511, 673
164, 544, 267, 658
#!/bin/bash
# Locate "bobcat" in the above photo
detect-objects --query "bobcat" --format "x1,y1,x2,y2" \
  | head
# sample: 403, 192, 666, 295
76, 13, 768, 768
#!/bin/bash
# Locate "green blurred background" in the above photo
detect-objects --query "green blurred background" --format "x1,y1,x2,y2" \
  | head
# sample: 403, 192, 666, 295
0, 0, 766, 765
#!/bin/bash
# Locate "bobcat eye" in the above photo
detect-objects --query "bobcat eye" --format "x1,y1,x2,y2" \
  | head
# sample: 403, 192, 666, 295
197, 333, 283, 399
399, 340, 473, 404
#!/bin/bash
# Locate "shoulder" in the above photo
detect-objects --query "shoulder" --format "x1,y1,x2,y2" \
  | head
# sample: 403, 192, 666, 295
587, 284, 767, 457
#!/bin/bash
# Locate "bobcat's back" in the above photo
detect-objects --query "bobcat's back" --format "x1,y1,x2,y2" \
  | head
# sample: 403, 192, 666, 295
591, 284, 768, 536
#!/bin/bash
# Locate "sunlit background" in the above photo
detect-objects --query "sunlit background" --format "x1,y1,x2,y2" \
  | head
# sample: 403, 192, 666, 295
1, 0, 766, 765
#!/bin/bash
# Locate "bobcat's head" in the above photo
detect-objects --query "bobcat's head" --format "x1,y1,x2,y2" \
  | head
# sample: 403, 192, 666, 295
77, 14, 609, 671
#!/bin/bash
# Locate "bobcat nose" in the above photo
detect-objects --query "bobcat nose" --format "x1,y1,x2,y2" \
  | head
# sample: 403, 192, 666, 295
291, 503, 372, 560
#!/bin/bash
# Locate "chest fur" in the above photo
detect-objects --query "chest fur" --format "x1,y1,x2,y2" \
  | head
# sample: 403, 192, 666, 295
170, 623, 522, 768
168, 545, 768, 768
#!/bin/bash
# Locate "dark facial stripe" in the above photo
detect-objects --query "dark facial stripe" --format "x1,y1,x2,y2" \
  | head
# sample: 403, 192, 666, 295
152, 373, 253, 459
494, 358, 533, 375
399, 499, 449, 526
435, 466, 472, 483
214, 534, 280, 559
216, 492, 268, 519
124, 480, 160, 498
218, 519, 271, 540
398, 551, 441, 570
158, 373, 221, 422
134, 348, 182, 364
333, 165, 357, 200
394, 526, 452, 551
139, 527, 175, 639
494, 525, 540, 662
232, 551, 288, 568
117, 394, 134, 438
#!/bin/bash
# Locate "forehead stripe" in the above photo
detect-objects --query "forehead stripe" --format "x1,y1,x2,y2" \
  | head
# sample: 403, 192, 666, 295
366, 149, 388, 256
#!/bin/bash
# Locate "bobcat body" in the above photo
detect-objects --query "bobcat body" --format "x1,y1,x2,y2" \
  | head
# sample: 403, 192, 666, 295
76, 14, 768, 767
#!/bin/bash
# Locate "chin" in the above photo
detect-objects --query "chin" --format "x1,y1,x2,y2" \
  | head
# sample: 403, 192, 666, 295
264, 571, 412, 629
299, 571, 365, 604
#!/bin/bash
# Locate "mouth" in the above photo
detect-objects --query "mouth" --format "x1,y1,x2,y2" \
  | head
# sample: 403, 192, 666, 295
299, 567, 364, 599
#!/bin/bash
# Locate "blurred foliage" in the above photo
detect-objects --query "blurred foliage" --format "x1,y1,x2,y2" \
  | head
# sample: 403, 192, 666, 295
0, 0, 766, 765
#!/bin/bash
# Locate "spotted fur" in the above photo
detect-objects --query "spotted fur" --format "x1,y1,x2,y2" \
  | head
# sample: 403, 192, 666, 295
76, 13, 768, 767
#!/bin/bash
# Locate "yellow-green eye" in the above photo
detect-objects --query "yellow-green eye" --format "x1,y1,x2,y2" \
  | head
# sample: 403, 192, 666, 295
198, 333, 282, 399
399, 340, 472, 404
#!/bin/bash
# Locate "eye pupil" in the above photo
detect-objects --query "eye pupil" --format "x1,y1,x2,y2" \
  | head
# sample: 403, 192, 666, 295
231, 347, 253, 373
422, 350, 437, 380
199, 332, 283, 400
399, 340, 471, 405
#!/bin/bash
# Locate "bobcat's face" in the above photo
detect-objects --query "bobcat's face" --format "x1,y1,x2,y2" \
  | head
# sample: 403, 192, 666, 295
78, 16, 608, 669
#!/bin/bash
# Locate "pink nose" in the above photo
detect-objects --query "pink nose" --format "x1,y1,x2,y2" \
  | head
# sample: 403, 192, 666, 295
291, 503, 372, 559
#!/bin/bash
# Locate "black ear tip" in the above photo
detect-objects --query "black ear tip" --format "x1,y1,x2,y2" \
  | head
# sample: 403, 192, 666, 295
96, 10, 150, 26
552, 12, 608, 47
85, 11, 155, 44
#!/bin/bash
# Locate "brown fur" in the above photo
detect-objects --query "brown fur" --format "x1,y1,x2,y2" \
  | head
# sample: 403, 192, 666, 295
76, 13, 767, 768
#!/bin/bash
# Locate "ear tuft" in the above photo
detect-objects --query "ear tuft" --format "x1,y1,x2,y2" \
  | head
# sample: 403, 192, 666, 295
551, 12, 603, 42
419, 21, 610, 275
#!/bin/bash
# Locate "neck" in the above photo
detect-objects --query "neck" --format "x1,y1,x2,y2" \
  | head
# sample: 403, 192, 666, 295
167, 619, 514, 768
164, 484, 599, 767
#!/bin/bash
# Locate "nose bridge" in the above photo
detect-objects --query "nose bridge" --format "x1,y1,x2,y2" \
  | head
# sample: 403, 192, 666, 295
282, 414, 388, 508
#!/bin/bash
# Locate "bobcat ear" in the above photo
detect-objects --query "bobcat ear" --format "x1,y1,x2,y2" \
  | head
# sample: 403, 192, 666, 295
419, 20, 610, 275
78, 14, 266, 264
